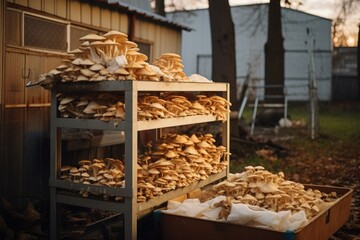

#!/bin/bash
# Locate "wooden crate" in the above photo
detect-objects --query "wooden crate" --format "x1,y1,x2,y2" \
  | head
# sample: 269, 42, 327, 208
161, 184, 352, 240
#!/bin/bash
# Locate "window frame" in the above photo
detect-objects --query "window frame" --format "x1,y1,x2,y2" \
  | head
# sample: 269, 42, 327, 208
22, 11, 70, 53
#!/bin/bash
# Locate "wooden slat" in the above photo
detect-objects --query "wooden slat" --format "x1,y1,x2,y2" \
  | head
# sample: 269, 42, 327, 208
5, 52, 25, 105
137, 115, 220, 131
91, 5, 100, 27
55, 0, 66, 18
100, 8, 111, 29
110, 11, 120, 31
28, 0, 42, 11
69, 0, 81, 22
44, 0, 55, 15
137, 171, 226, 212
80, 2, 91, 25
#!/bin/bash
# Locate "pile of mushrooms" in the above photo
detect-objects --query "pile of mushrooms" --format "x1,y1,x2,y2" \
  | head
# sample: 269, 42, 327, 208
42, 30, 192, 83
153, 53, 189, 81
57, 93, 230, 122
137, 133, 228, 202
201, 166, 338, 219
57, 93, 125, 121
138, 94, 230, 121
60, 133, 228, 202
60, 158, 125, 200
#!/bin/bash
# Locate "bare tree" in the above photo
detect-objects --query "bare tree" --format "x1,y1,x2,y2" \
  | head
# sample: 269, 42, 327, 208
208, 0, 238, 111
154, 0, 165, 16
264, 0, 285, 104
333, 0, 358, 47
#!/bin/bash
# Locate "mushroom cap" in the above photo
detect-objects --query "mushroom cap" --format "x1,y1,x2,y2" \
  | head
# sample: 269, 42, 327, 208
160, 53, 181, 59
79, 33, 106, 42
103, 30, 128, 38
114, 67, 129, 75
173, 135, 188, 144
80, 58, 95, 66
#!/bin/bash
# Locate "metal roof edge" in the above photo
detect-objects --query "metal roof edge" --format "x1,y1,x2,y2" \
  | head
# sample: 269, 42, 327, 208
104, 0, 192, 31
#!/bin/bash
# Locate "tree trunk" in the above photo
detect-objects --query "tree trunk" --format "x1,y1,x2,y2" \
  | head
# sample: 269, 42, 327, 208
208, 0, 238, 111
357, 24, 360, 100
208, 0, 239, 138
264, 0, 284, 103
154, 0, 165, 16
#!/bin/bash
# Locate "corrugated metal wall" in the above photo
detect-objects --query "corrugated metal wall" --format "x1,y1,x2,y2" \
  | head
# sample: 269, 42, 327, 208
168, 5, 333, 101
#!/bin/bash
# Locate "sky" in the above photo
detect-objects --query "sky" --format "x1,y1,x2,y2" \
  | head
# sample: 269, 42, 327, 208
167, 0, 359, 46
230, 0, 359, 46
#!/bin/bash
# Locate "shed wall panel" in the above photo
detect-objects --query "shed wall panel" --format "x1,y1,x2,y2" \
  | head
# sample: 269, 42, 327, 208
91, 5, 101, 27
44, 0, 55, 15
55, 0, 67, 19
5, 52, 25, 106
110, 11, 120, 30
0, 0, 5, 105
119, 14, 128, 33
80, 2, 91, 25
100, 8, 111, 30
69, 0, 81, 22
29, 0, 42, 11
14, 0, 28, 7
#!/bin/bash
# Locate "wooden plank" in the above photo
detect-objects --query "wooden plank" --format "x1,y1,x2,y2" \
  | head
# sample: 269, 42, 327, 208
110, 11, 120, 30
14, 0, 28, 7
80, 2, 91, 25
137, 115, 220, 131
26, 54, 44, 105
57, 192, 127, 212
119, 14, 128, 33
137, 170, 226, 212
69, 0, 81, 22
28, 0, 42, 11
55, 118, 126, 130
100, 8, 111, 30
5, 52, 25, 105
44, 0, 55, 15
55, 0, 67, 19
53, 81, 228, 92
91, 5, 100, 27
51, 180, 130, 197
2, 108, 25, 198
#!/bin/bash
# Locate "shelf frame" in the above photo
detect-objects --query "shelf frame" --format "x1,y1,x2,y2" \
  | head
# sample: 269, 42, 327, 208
49, 80, 230, 240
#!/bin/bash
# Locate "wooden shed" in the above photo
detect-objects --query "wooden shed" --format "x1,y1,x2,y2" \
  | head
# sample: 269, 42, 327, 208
0, 0, 187, 200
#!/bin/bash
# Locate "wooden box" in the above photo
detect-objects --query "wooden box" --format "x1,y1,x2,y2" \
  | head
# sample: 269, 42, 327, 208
160, 185, 352, 240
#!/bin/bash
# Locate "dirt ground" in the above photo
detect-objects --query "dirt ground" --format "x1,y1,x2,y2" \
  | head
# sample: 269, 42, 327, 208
232, 124, 360, 240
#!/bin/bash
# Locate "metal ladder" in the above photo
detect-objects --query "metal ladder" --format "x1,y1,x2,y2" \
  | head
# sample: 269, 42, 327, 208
238, 85, 288, 135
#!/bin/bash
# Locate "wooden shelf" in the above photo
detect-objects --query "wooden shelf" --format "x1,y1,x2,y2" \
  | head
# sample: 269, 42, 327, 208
55, 114, 220, 131
50, 80, 230, 240
52, 170, 226, 214
53, 80, 228, 93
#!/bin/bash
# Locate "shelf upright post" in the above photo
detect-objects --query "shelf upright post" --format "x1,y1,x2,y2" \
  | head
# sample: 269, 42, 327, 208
124, 81, 138, 240
50, 89, 61, 239
223, 83, 230, 176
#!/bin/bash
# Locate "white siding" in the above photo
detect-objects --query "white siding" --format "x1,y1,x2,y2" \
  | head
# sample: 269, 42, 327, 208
168, 5, 332, 101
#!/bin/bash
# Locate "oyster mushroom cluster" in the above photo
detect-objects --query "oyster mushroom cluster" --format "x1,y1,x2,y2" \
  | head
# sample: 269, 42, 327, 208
60, 158, 125, 200
136, 133, 228, 202
138, 94, 230, 121
203, 166, 338, 219
59, 133, 228, 202
42, 30, 191, 83
57, 93, 230, 122
153, 53, 189, 81
57, 93, 125, 121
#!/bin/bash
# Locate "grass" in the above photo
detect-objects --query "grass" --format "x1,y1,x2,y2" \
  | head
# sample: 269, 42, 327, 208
231, 101, 360, 173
